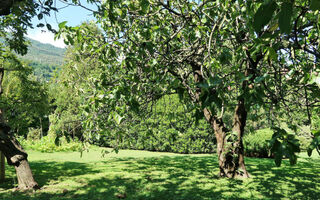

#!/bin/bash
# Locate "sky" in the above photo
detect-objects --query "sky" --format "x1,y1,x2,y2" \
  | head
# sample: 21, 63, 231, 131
27, 0, 98, 48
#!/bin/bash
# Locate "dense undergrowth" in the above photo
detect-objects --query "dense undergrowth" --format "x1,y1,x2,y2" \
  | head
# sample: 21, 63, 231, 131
18, 136, 83, 153
19, 126, 311, 157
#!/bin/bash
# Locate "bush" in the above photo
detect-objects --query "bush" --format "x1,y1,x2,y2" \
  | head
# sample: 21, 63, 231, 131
243, 128, 273, 158
18, 135, 84, 153
27, 128, 43, 140
96, 94, 216, 154
297, 136, 312, 151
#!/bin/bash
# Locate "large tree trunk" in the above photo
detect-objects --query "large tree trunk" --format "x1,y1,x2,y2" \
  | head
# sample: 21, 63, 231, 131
191, 60, 250, 178
203, 108, 249, 178
232, 99, 250, 178
0, 125, 39, 190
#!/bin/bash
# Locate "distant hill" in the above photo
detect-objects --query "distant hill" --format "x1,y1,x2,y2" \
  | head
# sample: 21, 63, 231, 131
19, 38, 66, 80
22, 38, 66, 66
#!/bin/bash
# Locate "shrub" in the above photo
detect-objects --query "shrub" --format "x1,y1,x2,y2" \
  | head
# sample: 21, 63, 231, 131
297, 136, 312, 151
95, 94, 216, 154
27, 128, 42, 140
18, 135, 84, 153
243, 128, 273, 158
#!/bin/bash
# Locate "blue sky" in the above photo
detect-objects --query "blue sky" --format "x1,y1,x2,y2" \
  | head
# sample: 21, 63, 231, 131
27, 0, 98, 48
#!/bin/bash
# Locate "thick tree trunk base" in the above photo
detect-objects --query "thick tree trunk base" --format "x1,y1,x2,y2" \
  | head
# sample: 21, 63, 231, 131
233, 170, 251, 178
218, 168, 251, 179
217, 146, 251, 179
15, 159, 39, 190
0, 125, 39, 190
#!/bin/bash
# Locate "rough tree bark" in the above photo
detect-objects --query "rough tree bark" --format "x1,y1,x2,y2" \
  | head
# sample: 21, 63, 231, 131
0, 68, 39, 189
0, 126, 39, 190
232, 99, 250, 178
191, 60, 250, 178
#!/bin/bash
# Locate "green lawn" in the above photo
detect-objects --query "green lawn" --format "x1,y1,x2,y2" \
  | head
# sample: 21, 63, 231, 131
0, 148, 319, 200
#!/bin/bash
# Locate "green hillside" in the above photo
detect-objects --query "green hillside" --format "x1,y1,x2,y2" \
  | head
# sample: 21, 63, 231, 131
22, 38, 65, 66
20, 38, 66, 79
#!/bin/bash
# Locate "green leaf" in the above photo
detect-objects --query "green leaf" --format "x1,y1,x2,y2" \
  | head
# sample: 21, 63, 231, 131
37, 23, 45, 28
66, 35, 74, 45
278, 2, 293, 34
58, 21, 68, 29
198, 82, 210, 89
254, 73, 269, 83
253, 0, 278, 32
240, 74, 253, 82
140, 0, 149, 14
312, 130, 320, 137
113, 112, 124, 125
309, 74, 320, 88
201, 17, 207, 24
310, 0, 320, 11
195, 29, 201, 38
115, 8, 123, 16
268, 47, 278, 61
208, 76, 222, 87
46, 24, 52, 31
37, 13, 43, 20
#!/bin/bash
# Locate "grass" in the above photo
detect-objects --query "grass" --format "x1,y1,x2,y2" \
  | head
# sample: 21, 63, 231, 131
0, 148, 319, 200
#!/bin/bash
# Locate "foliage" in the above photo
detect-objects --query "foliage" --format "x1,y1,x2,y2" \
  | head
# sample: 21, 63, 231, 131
98, 95, 215, 154
27, 127, 43, 141
307, 129, 320, 157
0, 54, 50, 136
0, 0, 56, 139
1, 149, 320, 199
269, 127, 301, 166
243, 128, 273, 158
48, 22, 104, 142
0, 0, 60, 55
27, 60, 59, 80
53, 22, 215, 154
57, 0, 320, 167
297, 135, 312, 151
18, 135, 83, 153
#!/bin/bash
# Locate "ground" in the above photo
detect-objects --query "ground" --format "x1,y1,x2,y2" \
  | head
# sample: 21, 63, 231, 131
0, 147, 319, 200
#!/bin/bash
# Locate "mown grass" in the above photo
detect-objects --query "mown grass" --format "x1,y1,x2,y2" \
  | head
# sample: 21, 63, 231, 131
0, 148, 319, 200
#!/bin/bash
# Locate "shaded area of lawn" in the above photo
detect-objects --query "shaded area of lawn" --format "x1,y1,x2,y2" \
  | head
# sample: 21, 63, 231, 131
0, 150, 319, 200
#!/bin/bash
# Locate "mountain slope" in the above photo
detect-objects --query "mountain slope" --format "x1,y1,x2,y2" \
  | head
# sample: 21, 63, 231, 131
19, 38, 66, 79
21, 38, 66, 66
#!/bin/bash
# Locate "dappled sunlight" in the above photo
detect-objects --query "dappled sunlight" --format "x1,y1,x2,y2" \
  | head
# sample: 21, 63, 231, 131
0, 152, 319, 199
246, 158, 320, 199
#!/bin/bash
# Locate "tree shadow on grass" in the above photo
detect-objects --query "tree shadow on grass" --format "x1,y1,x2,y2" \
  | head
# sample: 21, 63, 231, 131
0, 161, 101, 191
0, 155, 319, 200
246, 157, 320, 199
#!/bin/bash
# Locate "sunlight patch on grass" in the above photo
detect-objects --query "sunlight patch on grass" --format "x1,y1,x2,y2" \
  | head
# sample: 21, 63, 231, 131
0, 148, 319, 199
